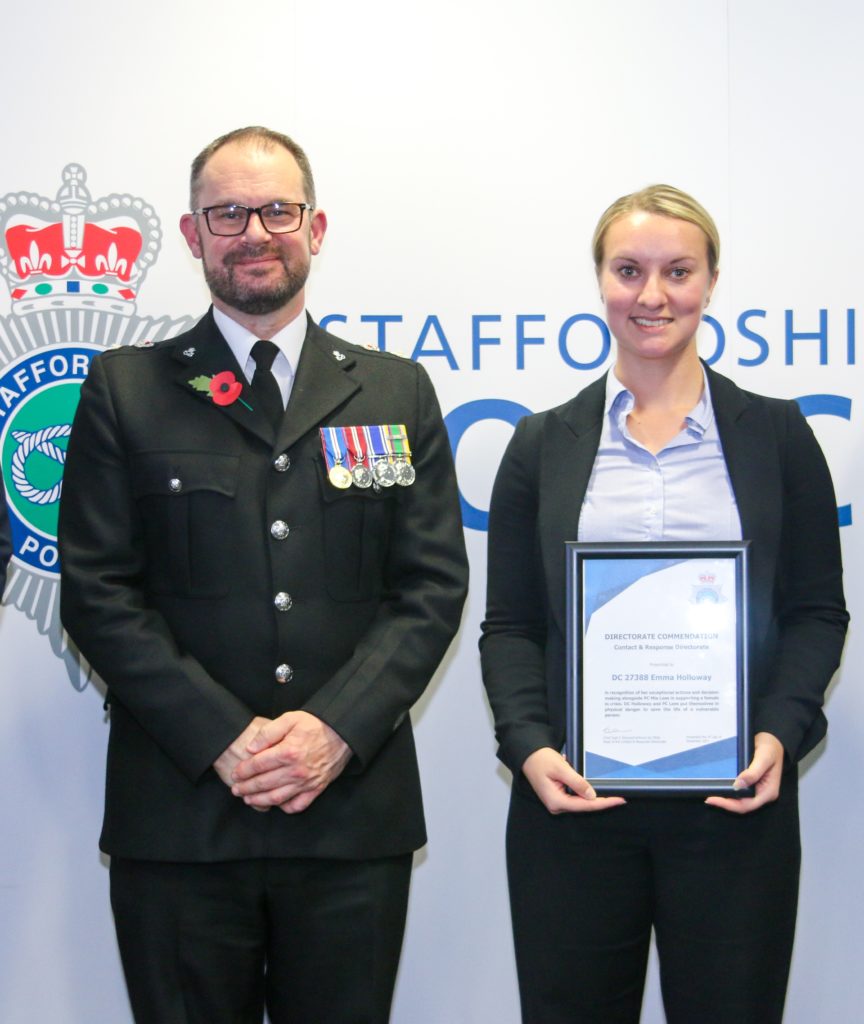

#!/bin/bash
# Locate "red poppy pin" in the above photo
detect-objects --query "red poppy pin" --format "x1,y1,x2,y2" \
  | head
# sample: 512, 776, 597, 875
189, 371, 253, 410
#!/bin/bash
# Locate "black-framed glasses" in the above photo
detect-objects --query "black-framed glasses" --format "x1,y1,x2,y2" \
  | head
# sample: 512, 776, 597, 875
193, 202, 313, 236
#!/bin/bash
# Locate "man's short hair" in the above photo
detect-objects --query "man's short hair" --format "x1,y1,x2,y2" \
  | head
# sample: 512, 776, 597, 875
189, 126, 317, 210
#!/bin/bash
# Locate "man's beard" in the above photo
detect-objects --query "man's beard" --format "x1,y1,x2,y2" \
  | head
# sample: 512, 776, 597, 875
201, 243, 310, 316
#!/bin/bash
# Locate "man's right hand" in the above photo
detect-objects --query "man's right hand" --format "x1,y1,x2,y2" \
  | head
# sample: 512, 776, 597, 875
213, 717, 272, 808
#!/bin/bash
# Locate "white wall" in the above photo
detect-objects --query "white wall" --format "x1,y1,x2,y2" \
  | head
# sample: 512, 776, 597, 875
0, 3, 860, 1021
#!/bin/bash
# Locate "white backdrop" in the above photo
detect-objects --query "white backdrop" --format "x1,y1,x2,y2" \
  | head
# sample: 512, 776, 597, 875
0, 2, 861, 1021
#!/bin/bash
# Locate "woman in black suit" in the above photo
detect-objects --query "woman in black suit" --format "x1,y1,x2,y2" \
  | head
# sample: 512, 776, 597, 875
0, 474, 11, 594
480, 185, 848, 1024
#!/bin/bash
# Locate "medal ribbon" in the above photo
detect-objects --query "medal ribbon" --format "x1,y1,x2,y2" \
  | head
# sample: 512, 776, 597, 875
345, 425, 370, 470
385, 423, 412, 460
323, 424, 412, 475
319, 426, 346, 473
364, 425, 391, 468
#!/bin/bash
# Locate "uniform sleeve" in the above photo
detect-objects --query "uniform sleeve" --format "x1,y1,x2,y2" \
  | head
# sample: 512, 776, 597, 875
479, 416, 557, 775
59, 355, 255, 781
753, 400, 849, 761
301, 361, 469, 768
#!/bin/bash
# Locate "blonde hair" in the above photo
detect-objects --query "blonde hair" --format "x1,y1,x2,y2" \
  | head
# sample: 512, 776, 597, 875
591, 184, 720, 276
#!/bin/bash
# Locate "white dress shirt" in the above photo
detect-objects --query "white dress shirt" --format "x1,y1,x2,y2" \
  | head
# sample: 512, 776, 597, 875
212, 306, 307, 409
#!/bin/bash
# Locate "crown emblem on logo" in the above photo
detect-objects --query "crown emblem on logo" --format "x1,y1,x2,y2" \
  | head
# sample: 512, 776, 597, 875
0, 164, 161, 317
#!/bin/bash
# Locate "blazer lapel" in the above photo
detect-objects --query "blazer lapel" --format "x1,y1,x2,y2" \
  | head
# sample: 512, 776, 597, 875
706, 365, 777, 548
276, 320, 360, 452
173, 311, 275, 447
539, 376, 607, 633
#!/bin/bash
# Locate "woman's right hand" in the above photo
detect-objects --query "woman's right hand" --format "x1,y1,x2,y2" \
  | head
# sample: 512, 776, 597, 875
522, 748, 627, 814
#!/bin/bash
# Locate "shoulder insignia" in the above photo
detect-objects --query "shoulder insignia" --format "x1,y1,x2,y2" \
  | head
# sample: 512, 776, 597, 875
361, 342, 407, 358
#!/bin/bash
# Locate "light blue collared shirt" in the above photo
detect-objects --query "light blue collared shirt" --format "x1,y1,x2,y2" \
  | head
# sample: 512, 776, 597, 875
577, 369, 742, 543
212, 306, 307, 409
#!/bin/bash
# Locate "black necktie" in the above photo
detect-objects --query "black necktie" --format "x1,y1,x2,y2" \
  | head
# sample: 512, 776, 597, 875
250, 339, 284, 428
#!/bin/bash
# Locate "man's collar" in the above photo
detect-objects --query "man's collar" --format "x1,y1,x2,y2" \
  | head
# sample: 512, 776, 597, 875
212, 305, 307, 373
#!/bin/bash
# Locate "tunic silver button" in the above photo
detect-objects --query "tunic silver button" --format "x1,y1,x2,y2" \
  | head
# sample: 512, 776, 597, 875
273, 454, 291, 472
274, 592, 293, 612
275, 664, 293, 684
270, 520, 290, 540
169, 478, 182, 492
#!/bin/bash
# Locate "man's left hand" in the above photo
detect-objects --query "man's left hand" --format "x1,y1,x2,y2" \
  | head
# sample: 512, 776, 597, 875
231, 711, 352, 814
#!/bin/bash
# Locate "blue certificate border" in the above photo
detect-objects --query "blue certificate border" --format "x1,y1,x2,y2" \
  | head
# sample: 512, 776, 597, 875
565, 541, 751, 796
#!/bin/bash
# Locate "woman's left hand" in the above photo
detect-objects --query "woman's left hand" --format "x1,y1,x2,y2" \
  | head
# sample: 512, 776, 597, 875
704, 732, 785, 814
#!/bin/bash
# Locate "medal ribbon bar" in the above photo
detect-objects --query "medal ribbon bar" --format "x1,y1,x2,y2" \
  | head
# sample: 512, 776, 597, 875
320, 427, 352, 488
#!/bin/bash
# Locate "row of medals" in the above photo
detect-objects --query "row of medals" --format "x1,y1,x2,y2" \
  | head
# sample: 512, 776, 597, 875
329, 455, 416, 490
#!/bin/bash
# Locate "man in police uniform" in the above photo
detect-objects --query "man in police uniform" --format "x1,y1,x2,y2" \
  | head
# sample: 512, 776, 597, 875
59, 126, 468, 1024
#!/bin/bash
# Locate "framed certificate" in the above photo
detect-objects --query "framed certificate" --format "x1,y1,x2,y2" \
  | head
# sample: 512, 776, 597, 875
566, 542, 751, 796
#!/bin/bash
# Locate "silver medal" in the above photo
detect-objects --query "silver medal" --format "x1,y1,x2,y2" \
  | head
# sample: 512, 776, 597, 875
373, 460, 397, 487
352, 463, 374, 488
394, 460, 416, 486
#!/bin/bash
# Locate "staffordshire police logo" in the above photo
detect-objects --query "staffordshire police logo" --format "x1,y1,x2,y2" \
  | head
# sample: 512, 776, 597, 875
0, 165, 194, 687
1, 346, 96, 576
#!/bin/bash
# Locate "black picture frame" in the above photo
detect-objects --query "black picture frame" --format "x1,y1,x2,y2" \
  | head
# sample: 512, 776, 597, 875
566, 541, 751, 796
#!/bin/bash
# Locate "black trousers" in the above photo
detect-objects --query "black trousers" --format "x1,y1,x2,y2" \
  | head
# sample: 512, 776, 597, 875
506, 778, 800, 1024
110, 853, 413, 1024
